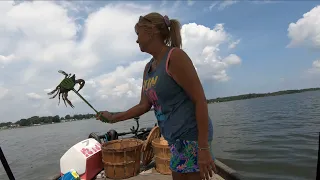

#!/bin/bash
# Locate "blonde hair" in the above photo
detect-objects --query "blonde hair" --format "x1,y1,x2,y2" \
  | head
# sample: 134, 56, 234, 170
135, 12, 182, 48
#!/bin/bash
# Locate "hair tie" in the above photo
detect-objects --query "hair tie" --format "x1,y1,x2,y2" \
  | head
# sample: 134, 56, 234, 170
163, 15, 171, 27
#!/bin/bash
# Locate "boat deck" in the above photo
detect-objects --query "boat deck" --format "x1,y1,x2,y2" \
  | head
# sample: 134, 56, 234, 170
98, 168, 224, 180
52, 160, 240, 180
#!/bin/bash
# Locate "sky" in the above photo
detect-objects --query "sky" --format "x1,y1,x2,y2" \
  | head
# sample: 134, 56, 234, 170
0, 0, 320, 122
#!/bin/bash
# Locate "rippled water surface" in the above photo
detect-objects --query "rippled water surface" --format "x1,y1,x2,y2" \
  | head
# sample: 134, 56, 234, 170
0, 91, 319, 180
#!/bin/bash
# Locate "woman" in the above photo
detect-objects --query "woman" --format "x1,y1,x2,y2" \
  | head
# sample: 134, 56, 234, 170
97, 12, 216, 180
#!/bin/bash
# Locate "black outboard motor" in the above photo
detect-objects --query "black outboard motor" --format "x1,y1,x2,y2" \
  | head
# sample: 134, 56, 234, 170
88, 130, 119, 143
107, 129, 119, 141
88, 132, 101, 143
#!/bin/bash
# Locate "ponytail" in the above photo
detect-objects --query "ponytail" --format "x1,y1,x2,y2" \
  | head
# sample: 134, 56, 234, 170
168, 19, 182, 48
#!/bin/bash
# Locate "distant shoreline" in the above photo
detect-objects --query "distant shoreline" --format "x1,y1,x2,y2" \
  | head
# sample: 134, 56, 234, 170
1, 87, 319, 131
206, 87, 320, 104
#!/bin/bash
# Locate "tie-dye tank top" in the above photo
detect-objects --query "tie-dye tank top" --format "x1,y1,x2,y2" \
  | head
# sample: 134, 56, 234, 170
143, 47, 213, 145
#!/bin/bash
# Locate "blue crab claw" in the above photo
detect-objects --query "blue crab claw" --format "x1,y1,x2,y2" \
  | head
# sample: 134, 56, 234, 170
58, 70, 68, 76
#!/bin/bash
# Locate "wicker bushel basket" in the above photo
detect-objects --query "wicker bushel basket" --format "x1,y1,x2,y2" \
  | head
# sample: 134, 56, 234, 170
151, 137, 172, 175
102, 138, 143, 179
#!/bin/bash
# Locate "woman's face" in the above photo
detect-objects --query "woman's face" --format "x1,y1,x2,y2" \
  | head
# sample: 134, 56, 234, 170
136, 26, 152, 52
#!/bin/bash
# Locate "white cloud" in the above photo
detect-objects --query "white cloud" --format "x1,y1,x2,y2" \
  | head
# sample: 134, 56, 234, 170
26, 92, 42, 100
223, 54, 242, 65
92, 59, 148, 99
0, 54, 16, 64
160, 0, 167, 8
207, 0, 279, 12
0, 87, 9, 100
187, 0, 195, 6
219, 0, 238, 10
307, 59, 320, 74
181, 23, 241, 81
251, 0, 281, 5
228, 39, 241, 49
287, 5, 320, 49
0, 1, 242, 122
208, 0, 238, 11
173, 1, 182, 9
312, 60, 320, 68
287, 5, 320, 75
208, 2, 219, 11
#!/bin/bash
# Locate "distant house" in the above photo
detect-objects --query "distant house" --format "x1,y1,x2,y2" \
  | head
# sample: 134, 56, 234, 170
10, 124, 19, 128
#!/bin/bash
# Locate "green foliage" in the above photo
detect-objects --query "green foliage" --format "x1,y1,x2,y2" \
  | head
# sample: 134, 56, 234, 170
206, 88, 320, 104
0, 113, 97, 128
0, 122, 12, 128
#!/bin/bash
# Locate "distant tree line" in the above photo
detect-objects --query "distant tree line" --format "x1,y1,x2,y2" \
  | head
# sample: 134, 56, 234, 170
1, 87, 320, 129
206, 87, 320, 104
0, 113, 96, 128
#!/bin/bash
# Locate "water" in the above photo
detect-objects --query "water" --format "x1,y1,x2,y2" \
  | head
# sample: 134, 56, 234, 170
0, 91, 319, 180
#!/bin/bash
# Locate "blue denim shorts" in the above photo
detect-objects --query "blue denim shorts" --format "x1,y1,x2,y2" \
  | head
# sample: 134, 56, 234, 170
169, 140, 215, 173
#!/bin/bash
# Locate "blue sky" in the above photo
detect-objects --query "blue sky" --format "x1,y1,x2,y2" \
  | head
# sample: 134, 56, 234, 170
194, 1, 320, 96
0, 0, 320, 122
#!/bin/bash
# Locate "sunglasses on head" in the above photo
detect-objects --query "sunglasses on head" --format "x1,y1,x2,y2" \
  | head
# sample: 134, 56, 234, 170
139, 16, 152, 23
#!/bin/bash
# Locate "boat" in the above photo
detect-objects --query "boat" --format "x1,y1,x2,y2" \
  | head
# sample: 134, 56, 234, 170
51, 160, 240, 180
50, 117, 242, 180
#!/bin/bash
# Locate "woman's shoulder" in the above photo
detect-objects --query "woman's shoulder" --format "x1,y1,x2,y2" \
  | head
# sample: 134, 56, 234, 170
170, 47, 184, 56
169, 48, 192, 68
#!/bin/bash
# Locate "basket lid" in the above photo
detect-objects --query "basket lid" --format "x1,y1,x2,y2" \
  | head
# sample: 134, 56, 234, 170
142, 126, 160, 166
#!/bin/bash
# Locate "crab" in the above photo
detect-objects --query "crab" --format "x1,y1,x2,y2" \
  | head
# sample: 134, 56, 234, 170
47, 70, 85, 108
